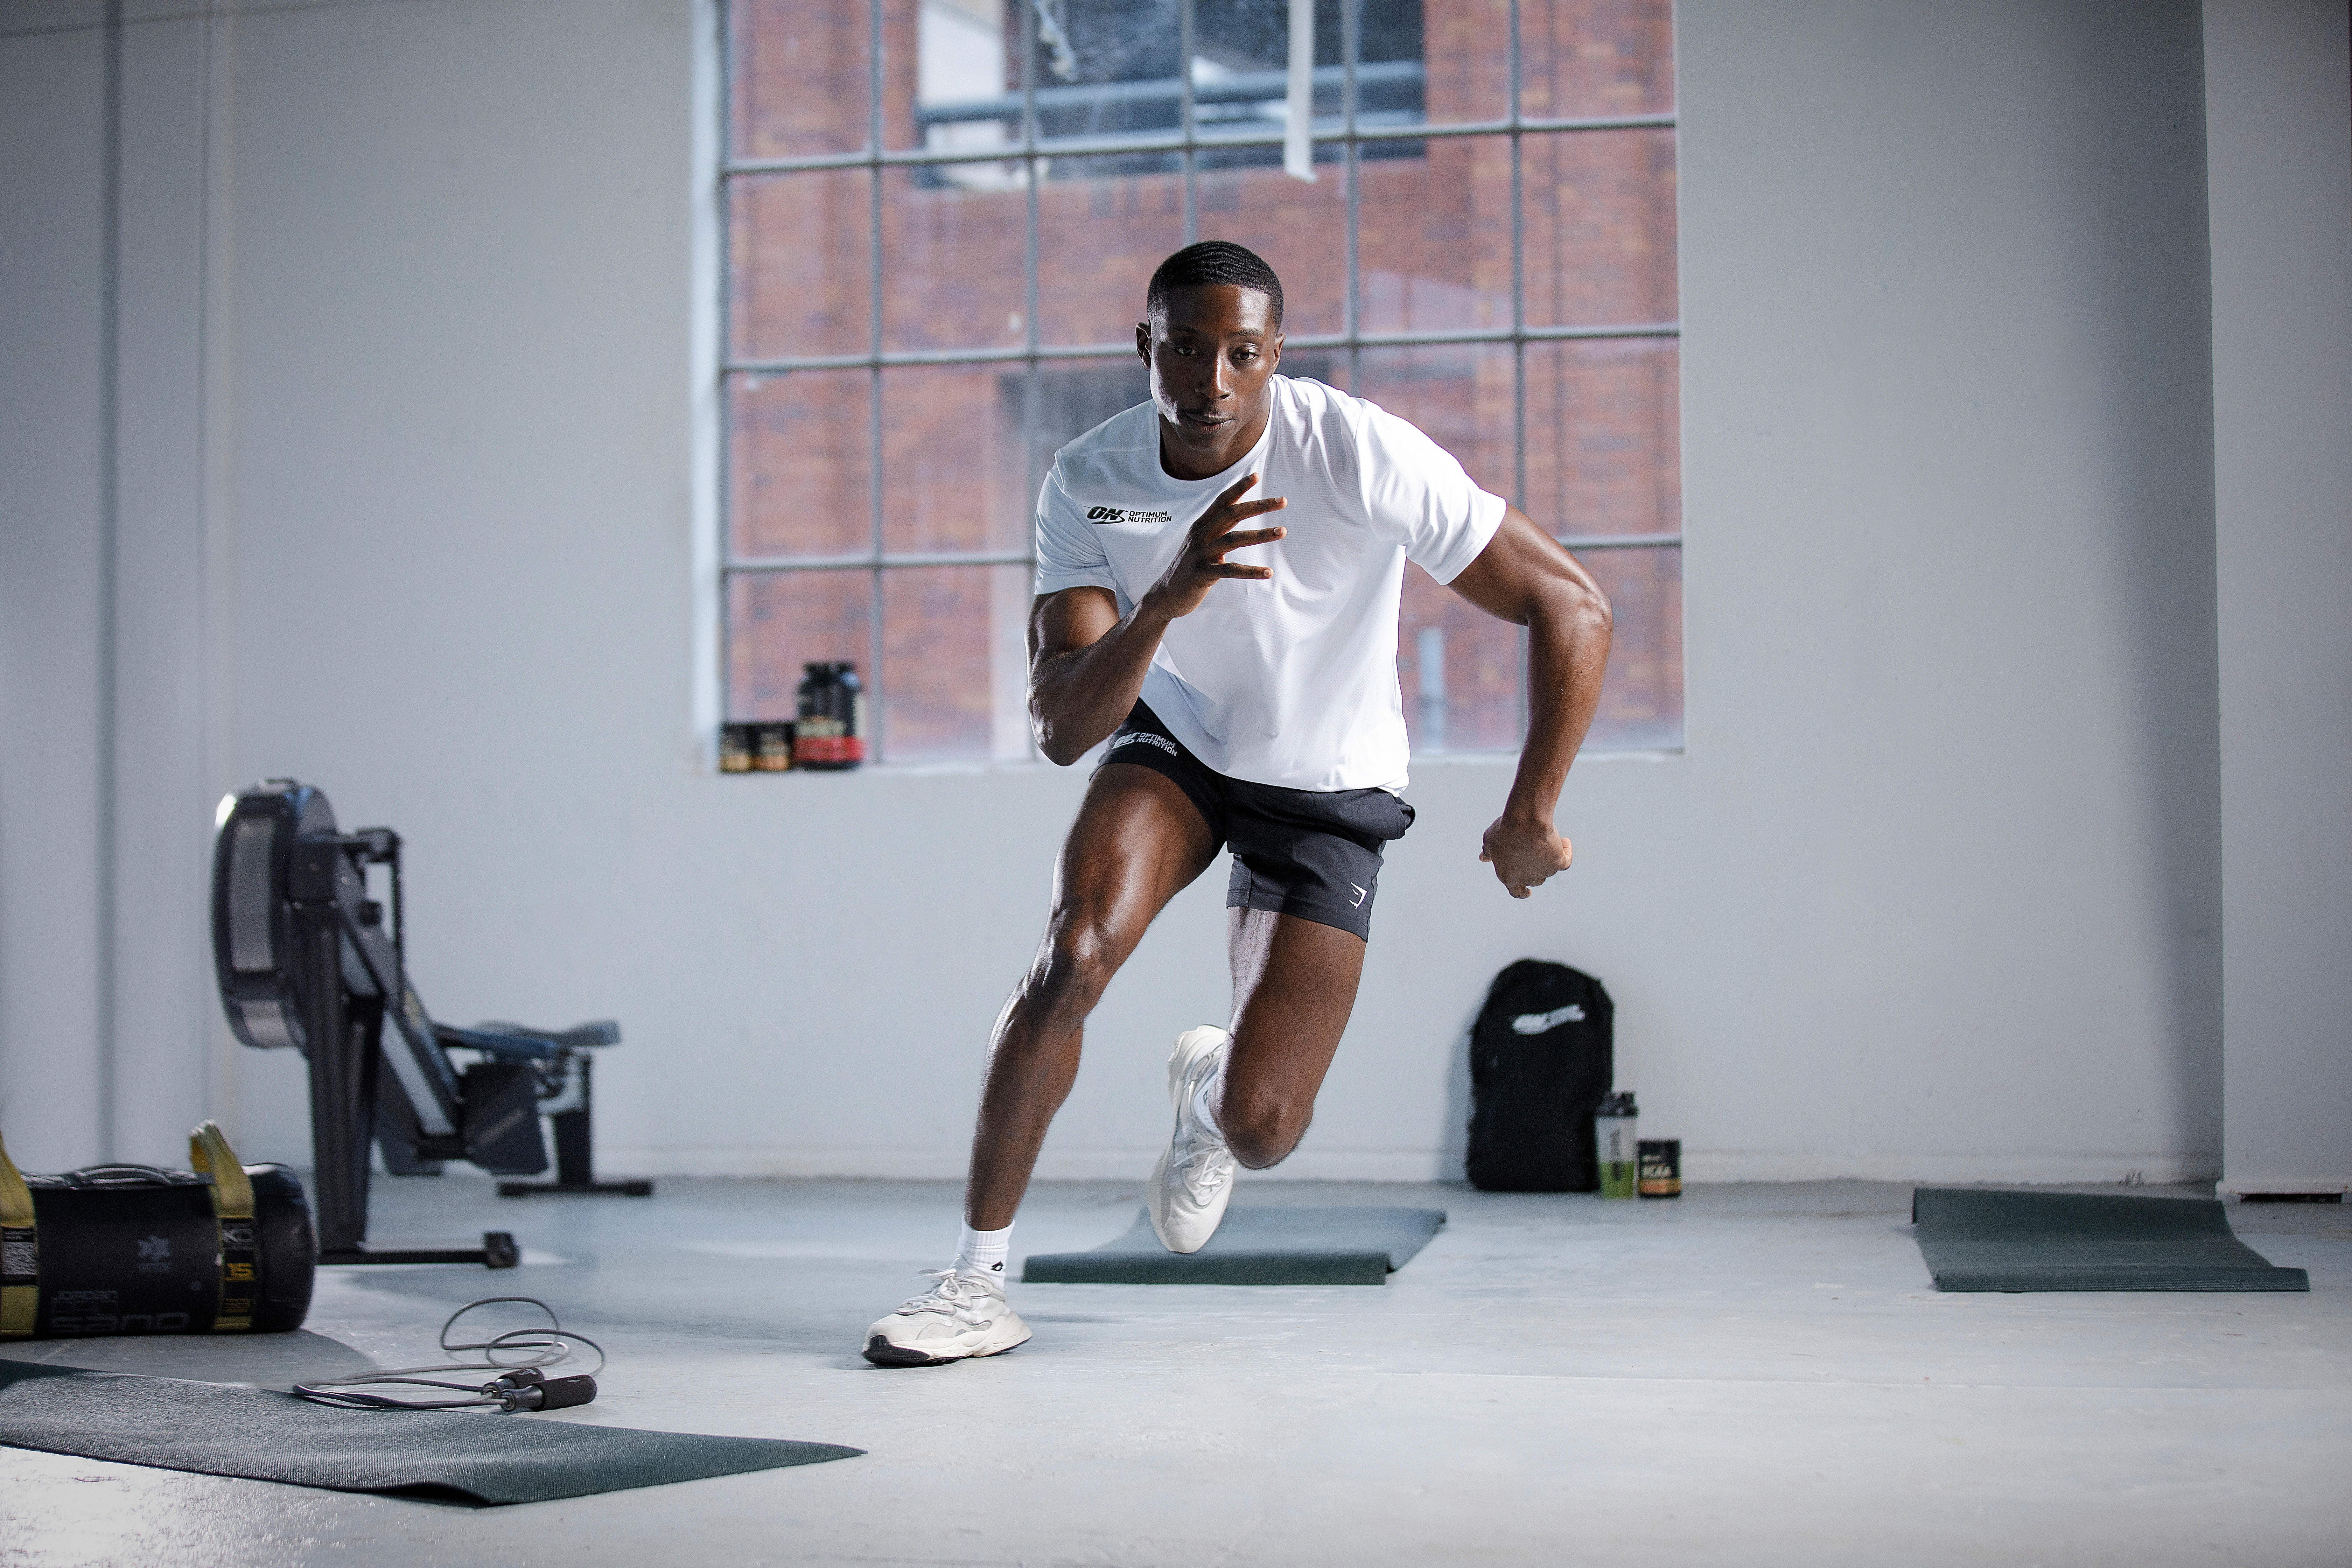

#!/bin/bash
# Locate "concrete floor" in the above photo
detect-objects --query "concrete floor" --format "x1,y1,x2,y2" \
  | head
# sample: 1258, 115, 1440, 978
1, 1175, 2345, 1567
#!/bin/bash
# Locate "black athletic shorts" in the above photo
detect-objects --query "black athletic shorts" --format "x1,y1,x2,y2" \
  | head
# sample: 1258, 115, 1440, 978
1095, 701, 1415, 941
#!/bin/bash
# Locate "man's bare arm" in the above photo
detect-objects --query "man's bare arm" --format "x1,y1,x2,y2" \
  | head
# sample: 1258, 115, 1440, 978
1025, 587, 1159, 765
1445, 505, 1614, 897
1028, 474, 1287, 765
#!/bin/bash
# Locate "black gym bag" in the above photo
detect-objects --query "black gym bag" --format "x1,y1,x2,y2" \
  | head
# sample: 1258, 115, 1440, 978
1, 1122, 314, 1340
1465, 959, 1614, 1192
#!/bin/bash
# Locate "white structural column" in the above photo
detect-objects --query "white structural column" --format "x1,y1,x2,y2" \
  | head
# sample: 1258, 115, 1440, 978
2205, 0, 2352, 1196
110, 7, 228, 1166
1283, 0, 1316, 182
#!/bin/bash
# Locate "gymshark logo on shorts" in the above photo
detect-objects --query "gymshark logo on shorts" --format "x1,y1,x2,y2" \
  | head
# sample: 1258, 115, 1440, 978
1510, 1003, 1586, 1035
1084, 506, 1173, 525
1107, 731, 1179, 758
1350, 884, 1368, 908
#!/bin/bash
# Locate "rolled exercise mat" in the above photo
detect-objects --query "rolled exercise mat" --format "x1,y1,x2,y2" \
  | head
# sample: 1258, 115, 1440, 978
1023, 1206, 1446, 1286
0, 1360, 861, 1504
1911, 1187, 2310, 1293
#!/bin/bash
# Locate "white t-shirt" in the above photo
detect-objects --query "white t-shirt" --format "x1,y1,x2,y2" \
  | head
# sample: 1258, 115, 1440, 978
1034, 375, 1506, 792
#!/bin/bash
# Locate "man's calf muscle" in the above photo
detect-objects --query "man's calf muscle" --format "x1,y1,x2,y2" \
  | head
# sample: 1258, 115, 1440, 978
961, 766, 1214, 1228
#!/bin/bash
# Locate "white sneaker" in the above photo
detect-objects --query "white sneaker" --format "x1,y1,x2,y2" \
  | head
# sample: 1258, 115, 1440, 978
1149, 1024, 1237, 1254
862, 1269, 1032, 1367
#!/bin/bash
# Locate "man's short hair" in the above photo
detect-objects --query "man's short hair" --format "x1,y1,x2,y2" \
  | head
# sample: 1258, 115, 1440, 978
1146, 240, 1284, 330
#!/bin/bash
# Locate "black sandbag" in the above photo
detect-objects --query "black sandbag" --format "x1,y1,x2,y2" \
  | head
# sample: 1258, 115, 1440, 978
0, 1360, 861, 1504
1022, 1206, 1445, 1285
8, 1162, 315, 1337
1911, 1187, 2309, 1292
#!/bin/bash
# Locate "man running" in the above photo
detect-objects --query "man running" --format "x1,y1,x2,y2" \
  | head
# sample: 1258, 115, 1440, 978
864, 241, 1613, 1366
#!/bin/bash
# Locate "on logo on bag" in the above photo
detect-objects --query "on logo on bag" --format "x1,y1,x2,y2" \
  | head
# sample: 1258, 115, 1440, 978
1085, 505, 1172, 525
1509, 1003, 1586, 1035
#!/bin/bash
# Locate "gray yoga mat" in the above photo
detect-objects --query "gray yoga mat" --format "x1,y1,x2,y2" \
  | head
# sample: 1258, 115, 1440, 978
1911, 1187, 2310, 1292
1023, 1205, 1446, 1285
0, 1360, 862, 1504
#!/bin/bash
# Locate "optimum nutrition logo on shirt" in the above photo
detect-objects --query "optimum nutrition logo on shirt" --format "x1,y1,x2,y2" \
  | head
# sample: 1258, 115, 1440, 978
1085, 506, 1173, 525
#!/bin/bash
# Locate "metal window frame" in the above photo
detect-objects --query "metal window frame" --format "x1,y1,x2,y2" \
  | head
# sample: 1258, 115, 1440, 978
719, 0, 1682, 761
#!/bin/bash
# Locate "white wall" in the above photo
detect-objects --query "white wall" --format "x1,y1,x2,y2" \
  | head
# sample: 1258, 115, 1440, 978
2206, 0, 2352, 1197
0, 10, 110, 1172
2, 0, 2244, 1187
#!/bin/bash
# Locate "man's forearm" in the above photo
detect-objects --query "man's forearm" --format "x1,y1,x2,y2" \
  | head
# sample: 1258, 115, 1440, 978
1030, 601, 1174, 765
1504, 581, 1614, 823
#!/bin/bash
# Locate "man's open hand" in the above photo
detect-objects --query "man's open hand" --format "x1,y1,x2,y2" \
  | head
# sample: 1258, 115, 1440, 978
1142, 473, 1287, 621
1479, 813, 1574, 899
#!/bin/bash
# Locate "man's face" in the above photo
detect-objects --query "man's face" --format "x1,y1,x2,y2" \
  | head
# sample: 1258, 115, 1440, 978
1137, 284, 1283, 464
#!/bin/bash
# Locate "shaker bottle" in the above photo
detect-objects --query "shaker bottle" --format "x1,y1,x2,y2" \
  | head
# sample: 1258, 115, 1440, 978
1595, 1092, 1639, 1198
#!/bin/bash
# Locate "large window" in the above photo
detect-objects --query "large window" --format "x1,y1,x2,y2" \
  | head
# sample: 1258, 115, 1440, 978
723, 0, 1681, 763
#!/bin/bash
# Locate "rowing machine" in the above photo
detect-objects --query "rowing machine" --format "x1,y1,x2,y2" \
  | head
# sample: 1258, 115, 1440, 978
210, 780, 651, 1267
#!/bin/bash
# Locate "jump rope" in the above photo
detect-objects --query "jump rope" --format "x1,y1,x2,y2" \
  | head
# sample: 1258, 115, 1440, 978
292, 1296, 603, 1413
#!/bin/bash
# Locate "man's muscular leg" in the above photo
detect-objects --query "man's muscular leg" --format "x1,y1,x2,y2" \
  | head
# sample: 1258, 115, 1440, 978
964, 764, 1215, 1230
1215, 909, 1368, 1169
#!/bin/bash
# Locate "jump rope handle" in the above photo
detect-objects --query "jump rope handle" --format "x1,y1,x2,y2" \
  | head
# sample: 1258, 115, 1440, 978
501, 1375, 597, 1412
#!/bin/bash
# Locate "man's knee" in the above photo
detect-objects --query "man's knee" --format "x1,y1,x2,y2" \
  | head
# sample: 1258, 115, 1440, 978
1021, 913, 1129, 1024
1220, 1080, 1310, 1169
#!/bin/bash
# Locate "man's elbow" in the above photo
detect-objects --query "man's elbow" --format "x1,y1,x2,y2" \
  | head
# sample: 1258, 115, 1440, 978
1031, 708, 1086, 768
1554, 570, 1612, 643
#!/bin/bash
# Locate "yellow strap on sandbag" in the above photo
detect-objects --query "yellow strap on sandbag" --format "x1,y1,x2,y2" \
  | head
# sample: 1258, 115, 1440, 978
0, 1131, 37, 1338
190, 1121, 258, 1331
189, 1122, 254, 1220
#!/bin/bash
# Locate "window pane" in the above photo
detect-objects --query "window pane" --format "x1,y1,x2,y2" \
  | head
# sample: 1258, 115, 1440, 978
1581, 544, 1681, 750
879, 364, 1029, 555
1034, 0, 1181, 162
733, 0, 869, 160
1399, 566, 1522, 753
880, 163, 1029, 353
1519, 0, 1676, 120
1353, 342, 1516, 501
898, 0, 1020, 156
1273, 348, 1349, 394
1361, 339, 1518, 758
1194, 160, 1348, 338
729, 570, 874, 722
1190, 0, 1314, 167
1189, 0, 1433, 159
1520, 128, 1677, 329
1035, 354, 1152, 462
1523, 336, 1679, 539
1036, 170, 1186, 348
1357, 134, 1512, 335
880, 564, 1032, 762
730, 370, 873, 560
731, 170, 872, 363
1419, 0, 1507, 126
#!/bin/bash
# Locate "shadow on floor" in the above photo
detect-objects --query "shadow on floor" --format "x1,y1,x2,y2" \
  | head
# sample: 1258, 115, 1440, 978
0, 1326, 376, 1385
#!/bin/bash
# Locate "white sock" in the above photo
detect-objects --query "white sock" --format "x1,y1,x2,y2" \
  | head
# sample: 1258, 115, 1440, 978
955, 1220, 1013, 1282
1191, 1060, 1227, 1143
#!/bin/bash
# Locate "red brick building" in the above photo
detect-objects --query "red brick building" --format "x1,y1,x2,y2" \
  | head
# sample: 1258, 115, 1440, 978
725, 0, 1681, 761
